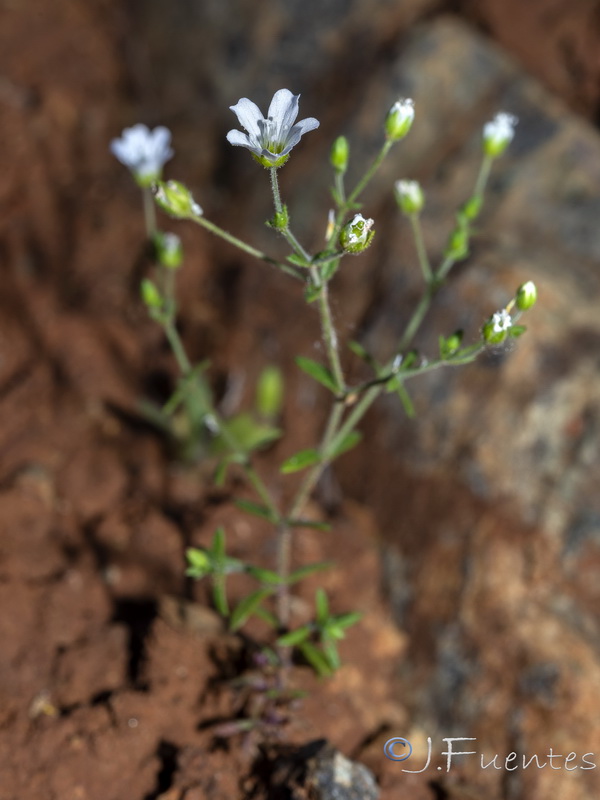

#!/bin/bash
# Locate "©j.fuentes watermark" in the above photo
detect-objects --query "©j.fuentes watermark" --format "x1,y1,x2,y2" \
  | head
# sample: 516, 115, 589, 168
384, 737, 596, 772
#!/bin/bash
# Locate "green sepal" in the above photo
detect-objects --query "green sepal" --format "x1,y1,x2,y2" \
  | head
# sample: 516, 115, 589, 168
280, 448, 321, 474
229, 589, 273, 631
296, 357, 339, 393
508, 324, 527, 337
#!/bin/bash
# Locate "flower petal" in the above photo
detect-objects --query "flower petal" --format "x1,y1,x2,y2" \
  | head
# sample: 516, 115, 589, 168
282, 117, 320, 153
229, 98, 263, 139
226, 129, 258, 153
267, 89, 299, 137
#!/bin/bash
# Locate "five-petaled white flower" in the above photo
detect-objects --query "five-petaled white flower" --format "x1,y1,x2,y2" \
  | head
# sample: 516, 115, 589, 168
226, 89, 319, 168
483, 112, 517, 158
110, 124, 174, 186
491, 309, 512, 334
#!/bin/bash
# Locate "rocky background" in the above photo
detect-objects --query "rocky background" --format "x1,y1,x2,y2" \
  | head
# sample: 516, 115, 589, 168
1, 1, 600, 799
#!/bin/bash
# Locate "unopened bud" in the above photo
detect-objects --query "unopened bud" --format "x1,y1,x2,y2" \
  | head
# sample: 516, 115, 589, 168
515, 281, 537, 311
154, 232, 183, 269
339, 213, 375, 255
256, 365, 284, 419
439, 330, 463, 359
385, 98, 415, 141
153, 180, 203, 219
394, 180, 424, 216
140, 278, 163, 310
483, 112, 517, 158
330, 136, 349, 173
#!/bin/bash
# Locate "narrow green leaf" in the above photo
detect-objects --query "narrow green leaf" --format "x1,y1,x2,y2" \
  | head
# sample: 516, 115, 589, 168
328, 430, 362, 460
295, 357, 339, 393
214, 459, 229, 488
315, 588, 329, 625
334, 611, 363, 630
287, 562, 333, 584
213, 577, 229, 617
277, 626, 312, 647
280, 448, 321, 474
320, 258, 340, 283
186, 547, 211, 572
323, 640, 341, 671
299, 642, 333, 677
253, 606, 279, 629
304, 283, 322, 304
211, 527, 226, 560
287, 253, 310, 267
246, 565, 284, 585
390, 378, 415, 418
234, 499, 277, 523
229, 589, 273, 631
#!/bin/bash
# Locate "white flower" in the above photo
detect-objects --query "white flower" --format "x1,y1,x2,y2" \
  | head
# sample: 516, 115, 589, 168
226, 88, 319, 168
483, 112, 517, 157
491, 309, 512, 334
110, 124, 173, 185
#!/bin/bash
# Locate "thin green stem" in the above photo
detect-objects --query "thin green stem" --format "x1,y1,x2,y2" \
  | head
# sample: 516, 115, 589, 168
191, 215, 303, 280
315, 280, 345, 392
474, 154, 493, 200
143, 186, 157, 238
346, 139, 394, 206
397, 284, 435, 353
409, 214, 433, 283
270, 167, 311, 262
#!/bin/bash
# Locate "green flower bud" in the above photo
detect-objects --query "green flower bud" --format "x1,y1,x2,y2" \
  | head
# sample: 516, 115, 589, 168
515, 281, 537, 311
385, 98, 415, 141
460, 195, 483, 221
153, 180, 203, 219
330, 136, 349, 173
339, 213, 375, 255
482, 309, 512, 345
268, 205, 289, 231
256, 365, 284, 419
444, 226, 469, 259
394, 179, 424, 216
140, 278, 163, 309
154, 232, 183, 269
483, 112, 517, 158
439, 330, 463, 359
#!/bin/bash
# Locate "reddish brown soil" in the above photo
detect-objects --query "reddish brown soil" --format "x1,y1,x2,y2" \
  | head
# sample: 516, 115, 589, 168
1, 1, 598, 799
